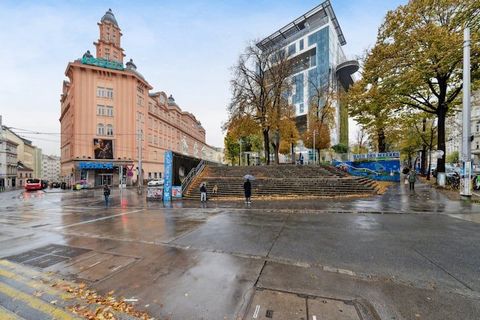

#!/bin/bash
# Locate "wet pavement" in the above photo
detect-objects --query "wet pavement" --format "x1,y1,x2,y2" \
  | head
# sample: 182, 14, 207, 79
0, 182, 479, 319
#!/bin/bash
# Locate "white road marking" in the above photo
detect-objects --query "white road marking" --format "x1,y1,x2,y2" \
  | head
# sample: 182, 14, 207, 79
55, 209, 143, 229
253, 305, 260, 318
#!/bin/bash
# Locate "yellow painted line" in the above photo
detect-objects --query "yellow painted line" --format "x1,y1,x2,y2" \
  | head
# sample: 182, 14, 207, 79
0, 269, 72, 300
0, 282, 79, 320
0, 260, 41, 278
0, 260, 69, 288
0, 305, 22, 319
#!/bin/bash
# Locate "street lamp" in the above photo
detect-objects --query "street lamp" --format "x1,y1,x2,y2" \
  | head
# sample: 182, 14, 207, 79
238, 139, 242, 166
313, 129, 317, 165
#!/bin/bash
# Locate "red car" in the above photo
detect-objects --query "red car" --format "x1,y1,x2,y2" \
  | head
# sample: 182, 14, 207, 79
25, 179, 43, 191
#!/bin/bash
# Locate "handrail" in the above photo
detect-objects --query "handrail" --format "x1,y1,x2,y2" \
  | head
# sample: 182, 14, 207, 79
181, 160, 206, 193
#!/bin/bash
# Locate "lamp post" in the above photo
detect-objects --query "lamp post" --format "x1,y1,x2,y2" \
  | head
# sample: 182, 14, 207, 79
461, 26, 472, 197
313, 129, 317, 165
238, 139, 242, 166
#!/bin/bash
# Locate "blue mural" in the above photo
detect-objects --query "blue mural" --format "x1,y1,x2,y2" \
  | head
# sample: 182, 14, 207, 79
163, 150, 173, 201
333, 159, 401, 182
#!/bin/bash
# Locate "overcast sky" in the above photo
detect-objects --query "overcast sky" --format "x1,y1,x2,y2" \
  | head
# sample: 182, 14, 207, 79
0, 0, 406, 156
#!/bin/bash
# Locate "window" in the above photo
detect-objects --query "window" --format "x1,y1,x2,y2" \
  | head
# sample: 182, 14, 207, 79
97, 87, 105, 97
154, 172, 157, 179
299, 39, 304, 51
106, 106, 114, 117
137, 95, 144, 107
97, 124, 105, 136
106, 88, 113, 99
106, 124, 113, 136
299, 103, 304, 114
148, 172, 152, 179
288, 44, 296, 56
97, 105, 105, 116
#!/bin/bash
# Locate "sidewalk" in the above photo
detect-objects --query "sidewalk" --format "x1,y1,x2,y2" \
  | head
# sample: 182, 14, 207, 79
152, 181, 480, 215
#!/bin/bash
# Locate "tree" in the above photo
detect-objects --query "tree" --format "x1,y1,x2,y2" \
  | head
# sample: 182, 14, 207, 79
224, 131, 240, 165
223, 113, 263, 165
332, 143, 348, 154
374, 0, 480, 174
303, 122, 331, 162
447, 151, 460, 164
343, 46, 400, 153
278, 115, 300, 162
229, 42, 293, 165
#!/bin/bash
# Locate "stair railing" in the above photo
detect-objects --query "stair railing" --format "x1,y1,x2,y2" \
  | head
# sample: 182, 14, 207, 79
182, 160, 206, 194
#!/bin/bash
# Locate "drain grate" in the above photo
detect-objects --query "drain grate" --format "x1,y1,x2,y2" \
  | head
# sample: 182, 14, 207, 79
5, 244, 91, 269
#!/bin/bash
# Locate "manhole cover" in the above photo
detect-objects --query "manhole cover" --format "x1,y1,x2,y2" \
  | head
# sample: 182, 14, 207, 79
5, 244, 91, 269
308, 298, 360, 320
24, 255, 69, 268
245, 290, 305, 320
245, 290, 362, 320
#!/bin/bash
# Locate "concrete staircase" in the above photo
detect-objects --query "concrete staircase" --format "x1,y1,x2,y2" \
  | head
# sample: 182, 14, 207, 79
183, 165, 379, 200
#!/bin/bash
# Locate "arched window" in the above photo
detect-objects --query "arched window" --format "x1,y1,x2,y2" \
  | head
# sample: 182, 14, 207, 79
106, 124, 114, 136
97, 124, 105, 136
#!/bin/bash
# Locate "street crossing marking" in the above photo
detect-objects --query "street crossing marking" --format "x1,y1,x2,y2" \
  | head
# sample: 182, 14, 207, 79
0, 305, 22, 319
0, 282, 78, 320
56, 209, 143, 229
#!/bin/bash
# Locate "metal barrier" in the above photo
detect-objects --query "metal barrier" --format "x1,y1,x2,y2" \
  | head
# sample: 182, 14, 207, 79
181, 160, 206, 194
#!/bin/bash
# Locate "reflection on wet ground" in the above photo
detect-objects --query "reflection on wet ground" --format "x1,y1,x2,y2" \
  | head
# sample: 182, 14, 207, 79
0, 182, 479, 319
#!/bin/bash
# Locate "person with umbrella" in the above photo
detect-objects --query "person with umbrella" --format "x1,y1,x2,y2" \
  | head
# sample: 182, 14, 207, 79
243, 174, 254, 204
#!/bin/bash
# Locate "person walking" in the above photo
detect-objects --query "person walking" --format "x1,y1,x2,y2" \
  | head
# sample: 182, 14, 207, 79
200, 183, 207, 202
103, 184, 111, 207
408, 169, 417, 191
212, 184, 218, 198
243, 179, 252, 204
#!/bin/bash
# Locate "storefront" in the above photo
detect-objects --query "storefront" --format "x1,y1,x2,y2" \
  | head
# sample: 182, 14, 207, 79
76, 161, 134, 187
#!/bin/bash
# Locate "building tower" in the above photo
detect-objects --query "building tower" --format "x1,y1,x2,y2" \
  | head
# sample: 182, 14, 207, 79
93, 9, 125, 63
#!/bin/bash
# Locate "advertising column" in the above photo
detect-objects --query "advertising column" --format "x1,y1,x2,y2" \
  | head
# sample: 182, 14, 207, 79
163, 151, 173, 201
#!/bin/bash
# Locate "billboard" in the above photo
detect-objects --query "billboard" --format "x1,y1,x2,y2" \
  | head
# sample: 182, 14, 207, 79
93, 139, 113, 159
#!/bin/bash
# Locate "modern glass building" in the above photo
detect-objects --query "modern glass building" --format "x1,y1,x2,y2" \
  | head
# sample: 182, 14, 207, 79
257, 0, 358, 147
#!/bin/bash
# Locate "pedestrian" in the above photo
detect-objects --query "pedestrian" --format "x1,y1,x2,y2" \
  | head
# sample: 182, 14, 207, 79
200, 183, 207, 202
402, 167, 410, 185
103, 184, 111, 207
243, 178, 252, 204
212, 184, 218, 197
408, 169, 417, 191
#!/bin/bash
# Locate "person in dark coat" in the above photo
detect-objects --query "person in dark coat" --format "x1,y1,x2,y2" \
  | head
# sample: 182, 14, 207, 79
408, 169, 417, 191
103, 184, 111, 208
200, 183, 207, 202
243, 179, 252, 204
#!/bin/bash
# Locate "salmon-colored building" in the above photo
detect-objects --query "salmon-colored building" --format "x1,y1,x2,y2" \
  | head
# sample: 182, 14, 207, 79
60, 9, 220, 187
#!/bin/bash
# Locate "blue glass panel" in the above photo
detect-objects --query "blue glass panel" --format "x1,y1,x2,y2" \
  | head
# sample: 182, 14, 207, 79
292, 74, 304, 104
307, 27, 330, 101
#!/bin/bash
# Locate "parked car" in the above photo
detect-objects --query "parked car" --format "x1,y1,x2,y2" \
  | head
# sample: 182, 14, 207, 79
147, 179, 164, 186
51, 182, 60, 188
25, 179, 43, 191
